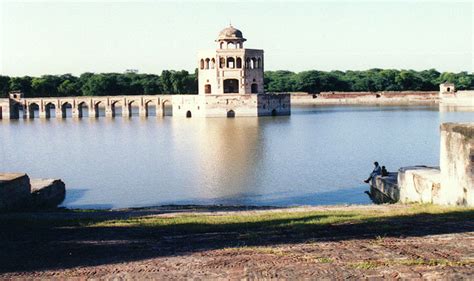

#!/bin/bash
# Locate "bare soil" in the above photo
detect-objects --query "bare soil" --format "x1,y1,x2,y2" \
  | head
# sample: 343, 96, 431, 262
0, 204, 473, 280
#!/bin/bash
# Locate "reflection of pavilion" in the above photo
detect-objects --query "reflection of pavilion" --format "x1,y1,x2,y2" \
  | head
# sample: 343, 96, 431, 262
190, 118, 265, 203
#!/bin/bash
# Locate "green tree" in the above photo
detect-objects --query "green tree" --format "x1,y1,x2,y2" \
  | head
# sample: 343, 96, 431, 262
9, 76, 33, 97
0, 75, 10, 98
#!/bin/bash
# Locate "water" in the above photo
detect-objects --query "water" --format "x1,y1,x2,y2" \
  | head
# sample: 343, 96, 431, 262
1, 105, 472, 209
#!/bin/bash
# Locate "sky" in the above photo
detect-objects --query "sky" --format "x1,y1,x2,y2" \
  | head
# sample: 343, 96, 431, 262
0, 0, 472, 76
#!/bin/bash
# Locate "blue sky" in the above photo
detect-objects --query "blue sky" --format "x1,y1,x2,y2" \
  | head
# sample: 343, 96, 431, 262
0, 0, 472, 76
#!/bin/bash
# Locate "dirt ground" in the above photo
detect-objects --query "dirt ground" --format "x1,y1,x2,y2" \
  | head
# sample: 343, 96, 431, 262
0, 204, 473, 280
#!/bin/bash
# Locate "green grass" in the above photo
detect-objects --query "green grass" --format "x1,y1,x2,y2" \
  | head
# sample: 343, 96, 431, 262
89, 204, 472, 230
1, 203, 472, 236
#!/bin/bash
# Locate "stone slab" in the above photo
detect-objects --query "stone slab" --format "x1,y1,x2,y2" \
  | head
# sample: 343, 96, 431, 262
30, 178, 66, 209
0, 173, 31, 211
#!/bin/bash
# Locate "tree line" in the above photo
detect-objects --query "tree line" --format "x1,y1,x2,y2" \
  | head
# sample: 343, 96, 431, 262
0, 70, 197, 98
264, 69, 474, 93
0, 69, 472, 98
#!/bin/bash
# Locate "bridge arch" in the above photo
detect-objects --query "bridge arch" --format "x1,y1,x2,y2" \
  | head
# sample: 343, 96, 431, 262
77, 101, 89, 118
162, 100, 172, 117
92, 100, 103, 117
60, 102, 72, 118
144, 100, 157, 117
44, 102, 56, 118
111, 101, 122, 117
227, 109, 235, 118
27, 102, 40, 119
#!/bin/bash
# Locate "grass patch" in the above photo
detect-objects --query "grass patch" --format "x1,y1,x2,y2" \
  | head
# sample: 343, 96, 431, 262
1, 204, 472, 240
352, 261, 379, 269
318, 257, 334, 263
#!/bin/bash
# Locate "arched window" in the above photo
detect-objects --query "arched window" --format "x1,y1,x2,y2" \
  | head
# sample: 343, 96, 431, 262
211, 58, 215, 69
236, 57, 242, 68
205, 58, 210, 69
227, 57, 235, 69
251, 58, 257, 69
219, 57, 225, 68
200, 59, 204, 70
220, 42, 224, 49
245, 58, 250, 69
257, 57, 262, 69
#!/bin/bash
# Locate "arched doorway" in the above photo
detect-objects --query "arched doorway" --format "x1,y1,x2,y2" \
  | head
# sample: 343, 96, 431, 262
224, 79, 239, 93
186, 110, 192, 118
227, 110, 235, 118
271, 109, 277, 116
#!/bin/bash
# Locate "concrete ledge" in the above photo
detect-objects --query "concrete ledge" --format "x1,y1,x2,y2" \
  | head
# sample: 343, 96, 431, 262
398, 166, 441, 204
0, 173, 66, 211
0, 173, 31, 211
31, 179, 66, 209
368, 172, 399, 204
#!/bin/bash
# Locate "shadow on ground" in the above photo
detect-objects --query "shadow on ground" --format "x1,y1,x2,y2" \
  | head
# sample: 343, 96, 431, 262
0, 206, 472, 273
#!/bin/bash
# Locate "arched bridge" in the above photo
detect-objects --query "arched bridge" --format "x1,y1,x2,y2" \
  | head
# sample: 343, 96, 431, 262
0, 94, 173, 119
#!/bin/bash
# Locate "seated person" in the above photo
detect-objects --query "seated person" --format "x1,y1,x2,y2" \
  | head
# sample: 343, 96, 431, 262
381, 166, 389, 177
364, 161, 381, 183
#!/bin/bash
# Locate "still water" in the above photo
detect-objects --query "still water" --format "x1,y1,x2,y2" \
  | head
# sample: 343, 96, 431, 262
1, 105, 473, 209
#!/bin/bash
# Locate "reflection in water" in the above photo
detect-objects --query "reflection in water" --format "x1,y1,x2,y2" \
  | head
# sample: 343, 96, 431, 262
192, 118, 264, 204
0, 105, 473, 208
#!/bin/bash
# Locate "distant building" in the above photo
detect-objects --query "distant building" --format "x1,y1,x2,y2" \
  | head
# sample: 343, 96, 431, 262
172, 25, 291, 117
198, 25, 264, 95
125, 69, 139, 74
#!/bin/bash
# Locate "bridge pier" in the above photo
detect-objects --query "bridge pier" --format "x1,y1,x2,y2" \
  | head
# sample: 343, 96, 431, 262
89, 107, 98, 118
55, 108, 63, 118
122, 105, 131, 118
39, 106, 48, 119
139, 105, 147, 117
72, 105, 81, 118
105, 105, 115, 118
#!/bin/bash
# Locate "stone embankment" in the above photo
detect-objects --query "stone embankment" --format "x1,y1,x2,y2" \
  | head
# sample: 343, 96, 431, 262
290, 91, 438, 105
0, 173, 65, 211
368, 122, 473, 206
